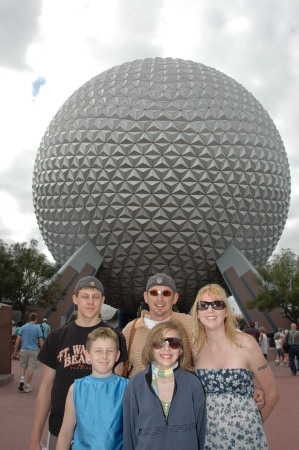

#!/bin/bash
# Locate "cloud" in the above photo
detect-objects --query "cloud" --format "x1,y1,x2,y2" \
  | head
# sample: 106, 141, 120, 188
73, 0, 164, 73
0, 150, 52, 258
0, 0, 42, 70
0, 150, 35, 213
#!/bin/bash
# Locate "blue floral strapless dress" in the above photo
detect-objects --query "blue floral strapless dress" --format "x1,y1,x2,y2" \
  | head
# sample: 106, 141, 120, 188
195, 369, 268, 450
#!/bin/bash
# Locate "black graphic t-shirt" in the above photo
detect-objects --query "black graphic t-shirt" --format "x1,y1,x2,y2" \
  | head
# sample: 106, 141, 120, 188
38, 320, 127, 436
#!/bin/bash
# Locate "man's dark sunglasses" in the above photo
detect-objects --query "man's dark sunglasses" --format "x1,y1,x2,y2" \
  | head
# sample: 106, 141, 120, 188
153, 337, 182, 350
148, 289, 173, 297
197, 300, 226, 311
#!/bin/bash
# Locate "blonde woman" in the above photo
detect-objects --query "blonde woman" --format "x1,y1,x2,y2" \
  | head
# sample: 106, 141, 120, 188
191, 284, 278, 450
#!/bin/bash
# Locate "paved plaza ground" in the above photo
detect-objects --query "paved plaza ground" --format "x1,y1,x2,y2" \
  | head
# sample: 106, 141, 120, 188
0, 353, 298, 449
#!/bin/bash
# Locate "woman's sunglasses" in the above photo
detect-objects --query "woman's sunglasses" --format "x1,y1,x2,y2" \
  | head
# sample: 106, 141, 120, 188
148, 289, 173, 297
153, 337, 182, 350
197, 300, 226, 311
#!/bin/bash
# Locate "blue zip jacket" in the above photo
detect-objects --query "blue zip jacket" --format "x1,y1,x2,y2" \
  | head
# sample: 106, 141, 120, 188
123, 364, 206, 450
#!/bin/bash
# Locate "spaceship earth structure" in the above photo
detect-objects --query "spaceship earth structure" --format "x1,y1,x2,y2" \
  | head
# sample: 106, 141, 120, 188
33, 57, 291, 314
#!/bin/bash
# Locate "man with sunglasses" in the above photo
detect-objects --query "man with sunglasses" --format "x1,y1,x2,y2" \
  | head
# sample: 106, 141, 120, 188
122, 273, 193, 377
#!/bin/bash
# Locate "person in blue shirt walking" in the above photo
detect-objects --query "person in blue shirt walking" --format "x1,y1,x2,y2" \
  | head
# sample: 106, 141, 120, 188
13, 312, 44, 393
40, 318, 51, 338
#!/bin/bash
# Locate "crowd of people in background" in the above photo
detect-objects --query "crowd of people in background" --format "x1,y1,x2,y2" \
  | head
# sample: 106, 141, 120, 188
9, 273, 299, 449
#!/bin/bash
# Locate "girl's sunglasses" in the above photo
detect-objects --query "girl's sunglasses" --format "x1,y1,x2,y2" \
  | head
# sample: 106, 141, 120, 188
197, 300, 226, 311
153, 337, 182, 350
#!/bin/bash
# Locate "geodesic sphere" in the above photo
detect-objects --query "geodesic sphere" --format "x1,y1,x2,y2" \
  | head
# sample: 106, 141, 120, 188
33, 57, 291, 314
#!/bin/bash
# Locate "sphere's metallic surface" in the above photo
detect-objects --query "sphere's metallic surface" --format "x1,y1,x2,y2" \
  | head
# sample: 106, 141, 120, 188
33, 57, 291, 314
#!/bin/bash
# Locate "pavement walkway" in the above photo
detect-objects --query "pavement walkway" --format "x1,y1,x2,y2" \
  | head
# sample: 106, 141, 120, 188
0, 357, 49, 449
0, 355, 298, 449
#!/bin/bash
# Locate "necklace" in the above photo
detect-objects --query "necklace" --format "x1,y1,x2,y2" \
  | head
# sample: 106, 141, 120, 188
161, 399, 171, 416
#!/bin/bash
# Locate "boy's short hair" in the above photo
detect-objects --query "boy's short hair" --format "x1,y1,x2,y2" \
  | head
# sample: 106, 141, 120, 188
86, 327, 119, 353
142, 320, 192, 370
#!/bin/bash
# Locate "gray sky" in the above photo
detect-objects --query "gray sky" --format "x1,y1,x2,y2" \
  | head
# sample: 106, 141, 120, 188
0, 0, 298, 261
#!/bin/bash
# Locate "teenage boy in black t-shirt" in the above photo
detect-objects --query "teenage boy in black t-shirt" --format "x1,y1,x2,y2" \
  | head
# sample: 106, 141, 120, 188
29, 276, 127, 450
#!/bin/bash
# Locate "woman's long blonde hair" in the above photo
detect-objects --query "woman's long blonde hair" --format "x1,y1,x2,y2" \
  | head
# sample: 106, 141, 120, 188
191, 284, 240, 356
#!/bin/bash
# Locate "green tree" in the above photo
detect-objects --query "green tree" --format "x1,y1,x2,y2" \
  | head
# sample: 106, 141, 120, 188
236, 316, 248, 331
0, 240, 12, 300
0, 239, 64, 323
246, 248, 299, 323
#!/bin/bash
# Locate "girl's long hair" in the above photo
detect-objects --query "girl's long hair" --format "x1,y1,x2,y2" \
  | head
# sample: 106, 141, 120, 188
191, 284, 241, 356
